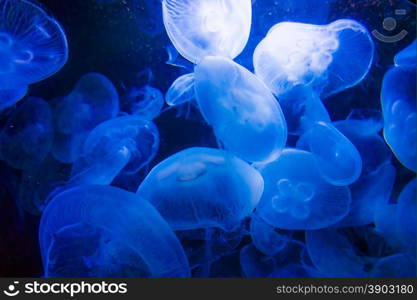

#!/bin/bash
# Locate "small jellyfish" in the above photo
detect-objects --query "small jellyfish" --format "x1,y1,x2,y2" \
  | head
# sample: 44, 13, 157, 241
194, 56, 287, 163
52, 73, 120, 163
0, 0, 68, 109
345, 108, 384, 136
278, 85, 331, 136
250, 214, 294, 256
165, 73, 195, 106
39, 185, 190, 278
296, 122, 362, 186
381, 64, 416, 172
394, 39, 416, 67
137, 147, 264, 232
256, 149, 351, 230
254, 19, 374, 97
162, 0, 252, 63
240, 241, 312, 278
122, 85, 164, 120
70, 116, 159, 186
0, 97, 53, 170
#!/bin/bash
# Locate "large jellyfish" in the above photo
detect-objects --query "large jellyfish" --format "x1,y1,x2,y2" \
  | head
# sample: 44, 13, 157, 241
253, 19, 374, 97
0, 97, 53, 170
0, 0, 68, 109
39, 185, 190, 278
255, 149, 351, 230
194, 56, 287, 163
162, 0, 252, 63
70, 116, 159, 186
52, 73, 120, 163
296, 122, 362, 186
381, 59, 416, 172
121, 85, 164, 120
137, 147, 264, 232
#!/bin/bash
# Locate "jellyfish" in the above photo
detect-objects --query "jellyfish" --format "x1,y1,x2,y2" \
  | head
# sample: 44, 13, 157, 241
162, 0, 252, 63
256, 149, 351, 230
0, 97, 54, 170
381, 64, 416, 172
240, 241, 314, 278
165, 73, 195, 106
306, 226, 412, 278
249, 214, 294, 256
277, 85, 331, 136
0, 0, 68, 109
121, 85, 164, 120
137, 147, 263, 232
194, 56, 287, 163
394, 40, 416, 67
52, 73, 120, 163
70, 116, 159, 186
344, 108, 384, 136
296, 122, 362, 186
39, 185, 190, 277
253, 19, 374, 97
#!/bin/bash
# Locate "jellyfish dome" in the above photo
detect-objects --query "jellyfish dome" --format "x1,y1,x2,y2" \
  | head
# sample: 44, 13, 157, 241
381, 65, 416, 172
137, 147, 264, 232
296, 122, 362, 186
122, 85, 164, 120
194, 56, 287, 163
0, 97, 53, 170
52, 73, 120, 163
162, 0, 252, 63
253, 19, 374, 97
256, 149, 351, 230
0, 0, 68, 88
71, 116, 160, 186
39, 185, 190, 277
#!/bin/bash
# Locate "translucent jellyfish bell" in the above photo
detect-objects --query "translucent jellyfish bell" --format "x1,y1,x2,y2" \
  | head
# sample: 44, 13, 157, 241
40, 185, 190, 278
52, 73, 120, 163
254, 19, 374, 97
256, 149, 351, 230
0, 0, 68, 89
296, 122, 362, 186
0, 97, 53, 170
137, 147, 264, 232
71, 116, 160, 186
194, 56, 287, 163
381, 64, 416, 172
162, 0, 252, 63
122, 85, 164, 120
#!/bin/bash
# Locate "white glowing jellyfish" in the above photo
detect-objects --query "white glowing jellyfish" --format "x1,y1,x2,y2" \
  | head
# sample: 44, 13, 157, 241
253, 19, 374, 97
162, 0, 252, 64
